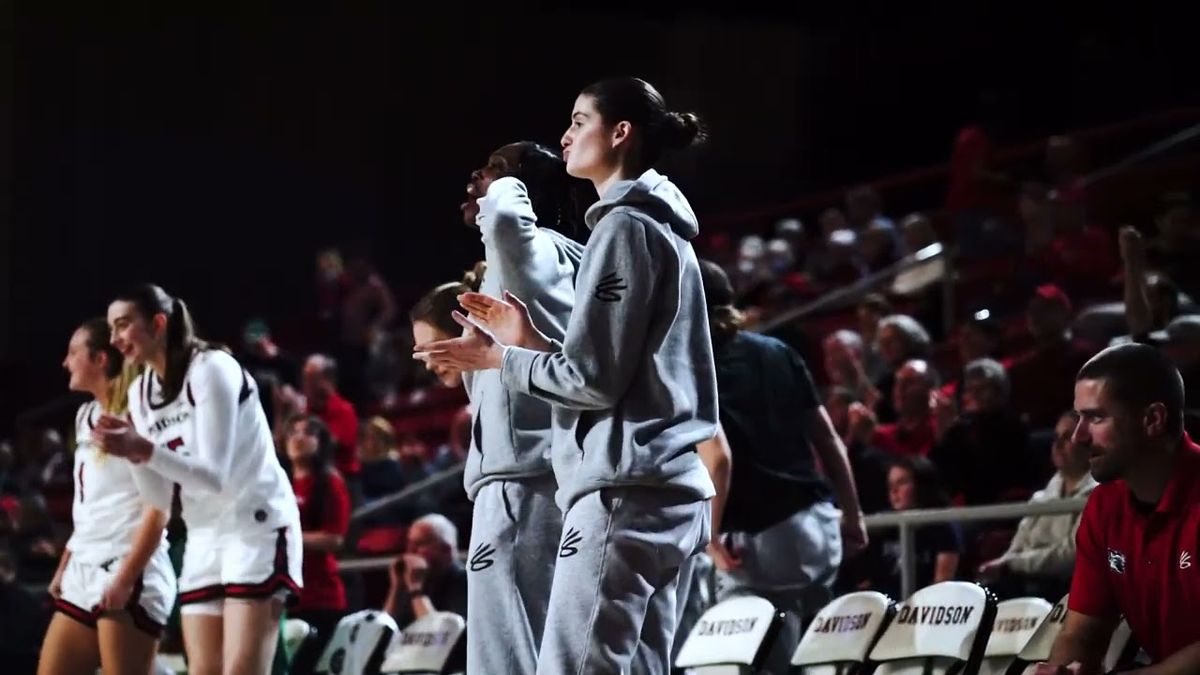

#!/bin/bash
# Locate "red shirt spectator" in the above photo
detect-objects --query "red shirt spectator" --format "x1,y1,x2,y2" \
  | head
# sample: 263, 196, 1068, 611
293, 470, 351, 613
872, 418, 936, 458
946, 125, 1006, 215
1070, 439, 1200, 662
309, 391, 361, 477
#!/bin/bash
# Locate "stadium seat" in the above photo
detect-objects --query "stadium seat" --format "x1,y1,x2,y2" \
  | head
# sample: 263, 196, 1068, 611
979, 598, 1052, 675
869, 581, 998, 675
380, 611, 467, 674
791, 590, 895, 675
315, 609, 399, 675
673, 595, 786, 674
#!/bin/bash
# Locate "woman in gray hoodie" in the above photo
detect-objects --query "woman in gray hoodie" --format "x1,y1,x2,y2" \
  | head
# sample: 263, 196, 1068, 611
416, 77, 717, 674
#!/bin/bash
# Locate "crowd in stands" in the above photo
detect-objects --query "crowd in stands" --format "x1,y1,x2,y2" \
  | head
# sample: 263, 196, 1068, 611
2, 117, 1198, 668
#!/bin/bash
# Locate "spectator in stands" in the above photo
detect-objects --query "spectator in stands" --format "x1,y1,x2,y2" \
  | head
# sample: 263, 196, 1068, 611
930, 358, 1036, 506
1116, 226, 1185, 346
304, 354, 362, 501
805, 209, 867, 287
825, 387, 859, 439
0, 546, 49, 674
1044, 135, 1085, 198
1029, 189, 1117, 298
1147, 190, 1200, 299
410, 268, 483, 389
941, 309, 1004, 407
315, 247, 347, 350
850, 358, 939, 458
945, 97, 1014, 259
1156, 315, 1200, 413
1040, 344, 1200, 670
822, 330, 875, 403
356, 417, 409, 526
284, 415, 352, 675
856, 293, 891, 382
337, 246, 397, 408
860, 220, 901, 274
843, 456, 961, 599
240, 318, 299, 434
977, 411, 1096, 600
699, 260, 867, 673
892, 213, 949, 338
1007, 285, 1093, 429
846, 185, 900, 249
872, 315, 933, 423
383, 514, 467, 628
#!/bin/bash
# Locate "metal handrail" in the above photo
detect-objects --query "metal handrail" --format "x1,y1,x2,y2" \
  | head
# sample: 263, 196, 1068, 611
865, 497, 1088, 600
350, 461, 466, 522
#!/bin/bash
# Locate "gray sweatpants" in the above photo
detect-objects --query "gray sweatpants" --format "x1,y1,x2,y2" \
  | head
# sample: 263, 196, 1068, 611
716, 501, 843, 674
466, 474, 562, 675
535, 487, 711, 675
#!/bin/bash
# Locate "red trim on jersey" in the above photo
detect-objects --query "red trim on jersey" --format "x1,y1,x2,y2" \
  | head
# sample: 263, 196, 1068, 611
122, 576, 164, 638
178, 527, 299, 605
178, 583, 226, 605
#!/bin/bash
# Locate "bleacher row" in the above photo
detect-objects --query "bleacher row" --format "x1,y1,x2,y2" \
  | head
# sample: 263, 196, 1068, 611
264, 581, 1136, 674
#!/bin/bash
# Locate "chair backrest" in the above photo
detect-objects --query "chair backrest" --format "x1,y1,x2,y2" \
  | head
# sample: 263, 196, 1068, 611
792, 591, 895, 673
673, 596, 785, 673
869, 582, 998, 675
978, 598, 1052, 675
283, 618, 316, 663
316, 609, 399, 675
1013, 594, 1068, 663
1009, 594, 1138, 675
380, 611, 467, 674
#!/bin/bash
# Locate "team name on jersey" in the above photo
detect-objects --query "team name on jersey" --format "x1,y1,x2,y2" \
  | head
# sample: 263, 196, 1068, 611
894, 604, 976, 626
149, 410, 191, 436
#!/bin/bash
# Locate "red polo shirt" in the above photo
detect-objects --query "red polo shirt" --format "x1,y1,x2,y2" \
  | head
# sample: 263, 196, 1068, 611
1069, 437, 1200, 662
308, 392, 361, 476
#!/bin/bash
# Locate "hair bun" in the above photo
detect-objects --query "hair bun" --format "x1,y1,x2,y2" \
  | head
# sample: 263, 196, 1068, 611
663, 111, 707, 150
461, 261, 487, 292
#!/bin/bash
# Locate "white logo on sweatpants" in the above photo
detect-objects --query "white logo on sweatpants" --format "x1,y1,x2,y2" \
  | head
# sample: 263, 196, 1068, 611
1181, 551, 1192, 570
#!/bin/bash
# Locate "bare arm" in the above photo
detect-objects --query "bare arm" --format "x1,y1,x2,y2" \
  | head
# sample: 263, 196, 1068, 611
696, 427, 732, 538
303, 532, 344, 553
1128, 641, 1200, 675
410, 594, 436, 620
933, 552, 959, 583
805, 407, 868, 553
1045, 610, 1121, 675
1120, 226, 1154, 338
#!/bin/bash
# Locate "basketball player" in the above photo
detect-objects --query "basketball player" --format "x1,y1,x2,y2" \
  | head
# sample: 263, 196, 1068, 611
416, 77, 715, 674
455, 142, 585, 674
39, 318, 176, 675
93, 284, 302, 675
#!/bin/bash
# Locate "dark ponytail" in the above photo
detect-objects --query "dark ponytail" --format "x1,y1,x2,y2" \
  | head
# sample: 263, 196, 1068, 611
580, 77, 707, 169
511, 142, 594, 243
114, 284, 211, 404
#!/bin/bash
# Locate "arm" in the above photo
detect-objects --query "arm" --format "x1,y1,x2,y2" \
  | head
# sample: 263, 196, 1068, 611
112, 505, 168, 588
697, 427, 732, 540
410, 594, 436, 620
303, 473, 351, 553
933, 552, 959, 583
1119, 227, 1154, 338
48, 548, 71, 597
480, 176, 571, 302
501, 214, 657, 410
805, 407, 865, 524
1127, 642, 1200, 675
142, 353, 242, 493
1046, 610, 1122, 674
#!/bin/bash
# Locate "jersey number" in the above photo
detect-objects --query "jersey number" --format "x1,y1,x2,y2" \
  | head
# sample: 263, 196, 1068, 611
166, 437, 184, 451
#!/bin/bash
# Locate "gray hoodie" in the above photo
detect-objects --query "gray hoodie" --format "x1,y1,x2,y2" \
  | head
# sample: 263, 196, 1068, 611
501, 169, 718, 511
462, 176, 584, 500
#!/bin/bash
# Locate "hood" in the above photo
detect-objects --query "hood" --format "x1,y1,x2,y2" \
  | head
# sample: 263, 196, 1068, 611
584, 169, 699, 240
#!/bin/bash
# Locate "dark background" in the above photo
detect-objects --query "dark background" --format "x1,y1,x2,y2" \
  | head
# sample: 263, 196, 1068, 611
1, 4, 1196, 432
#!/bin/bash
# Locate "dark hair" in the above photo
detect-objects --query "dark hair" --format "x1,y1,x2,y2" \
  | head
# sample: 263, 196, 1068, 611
859, 292, 892, 317
283, 414, 336, 530
113, 284, 211, 404
510, 142, 593, 242
80, 318, 123, 380
698, 259, 742, 343
1077, 343, 1185, 435
409, 264, 484, 337
580, 77, 706, 168
888, 456, 952, 509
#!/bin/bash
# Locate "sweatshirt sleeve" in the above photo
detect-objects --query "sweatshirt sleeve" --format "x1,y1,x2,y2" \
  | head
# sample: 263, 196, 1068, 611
144, 353, 241, 494
501, 212, 656, 410
479, 176, 567, 301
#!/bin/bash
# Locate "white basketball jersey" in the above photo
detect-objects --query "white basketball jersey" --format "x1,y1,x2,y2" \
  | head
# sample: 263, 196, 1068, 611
66, 400, 162, 563
129, 349, 300, 535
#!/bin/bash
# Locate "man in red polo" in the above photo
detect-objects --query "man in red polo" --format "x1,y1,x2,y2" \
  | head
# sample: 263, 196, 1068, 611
1039, 343, 1200, 673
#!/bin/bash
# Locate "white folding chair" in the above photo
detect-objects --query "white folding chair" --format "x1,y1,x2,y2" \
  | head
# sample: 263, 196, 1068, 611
380, 611, 467, 674
673, 595, 786, 674
1006, 594, 1139, 675
791, 591, 895, 675
315, 609, 400, 675
978, 598, 1052, 675
869, 581, 998, 675
284, 618, 316, 664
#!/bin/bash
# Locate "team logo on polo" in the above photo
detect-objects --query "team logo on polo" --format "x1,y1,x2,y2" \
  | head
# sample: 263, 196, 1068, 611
469, 543, 495, 572
594, 272, 628, 302
1107, 548, 1126, 575
559, 528, 583, 558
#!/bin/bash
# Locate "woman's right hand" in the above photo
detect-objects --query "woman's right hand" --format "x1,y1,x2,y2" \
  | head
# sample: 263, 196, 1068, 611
48, 569, 64, 599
